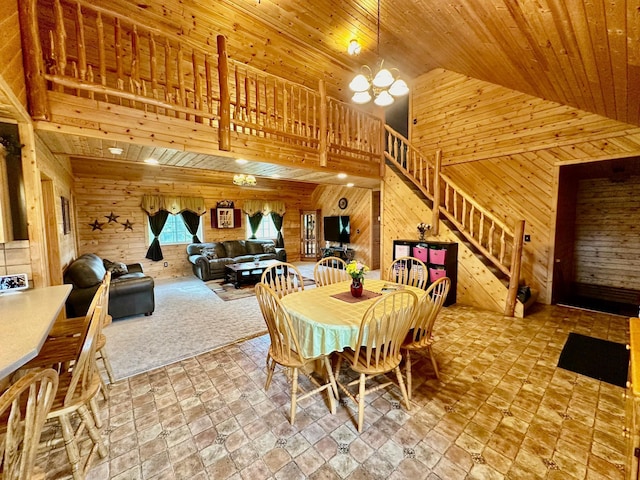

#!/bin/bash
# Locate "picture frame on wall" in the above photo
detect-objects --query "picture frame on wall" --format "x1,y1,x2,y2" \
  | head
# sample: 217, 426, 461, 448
61, 196, 71, 234
216, 207, 234, 228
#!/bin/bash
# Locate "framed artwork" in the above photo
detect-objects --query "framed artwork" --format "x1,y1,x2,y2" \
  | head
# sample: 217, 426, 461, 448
61, 196, 71, 234
216, 207, 235, 228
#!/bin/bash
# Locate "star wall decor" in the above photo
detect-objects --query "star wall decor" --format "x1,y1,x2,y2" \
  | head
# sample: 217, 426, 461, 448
89, 219, 104, 231
105, 212, 120, 223
122, 219, 134, 231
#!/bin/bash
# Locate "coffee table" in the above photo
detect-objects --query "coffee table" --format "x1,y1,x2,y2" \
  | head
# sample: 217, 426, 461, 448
224, 259, 281, 289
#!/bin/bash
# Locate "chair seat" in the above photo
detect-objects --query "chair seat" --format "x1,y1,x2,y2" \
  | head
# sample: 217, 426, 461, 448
268, 346, 307, 370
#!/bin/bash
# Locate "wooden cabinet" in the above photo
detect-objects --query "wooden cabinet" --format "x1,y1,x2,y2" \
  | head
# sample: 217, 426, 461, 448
392, 240, 458, 306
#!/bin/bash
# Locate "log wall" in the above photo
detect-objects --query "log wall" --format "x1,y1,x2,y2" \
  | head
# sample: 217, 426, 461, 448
410, 70, 640, 304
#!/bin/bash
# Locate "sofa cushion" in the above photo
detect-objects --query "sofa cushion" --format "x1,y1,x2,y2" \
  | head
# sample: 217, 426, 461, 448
67, 254, 107, 288
223, 240, 247, 258
246, 241, 265, 255
202, 247, 218, 260
103, 259, 129, 278
262, 243, 276, 254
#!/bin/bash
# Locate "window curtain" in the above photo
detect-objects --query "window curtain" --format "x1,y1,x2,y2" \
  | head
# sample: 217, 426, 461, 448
141, 194, 206, 216
270, 212, 284, 247
248, 213, 263, 239
180, 210, 201, 243
145, 210, 169, 261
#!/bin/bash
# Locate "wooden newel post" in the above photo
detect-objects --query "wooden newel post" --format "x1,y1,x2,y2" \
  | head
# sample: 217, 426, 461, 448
432, 150, 442, 236
18, 0, 50, 120
217, 35, 231, 151
319, 80, 327, 167
505, 219, 526, 317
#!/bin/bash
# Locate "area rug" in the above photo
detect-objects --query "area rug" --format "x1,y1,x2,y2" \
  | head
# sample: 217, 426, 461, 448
102, 277, 267, 380
557, 332, 629, 388
206, 276, 315, 301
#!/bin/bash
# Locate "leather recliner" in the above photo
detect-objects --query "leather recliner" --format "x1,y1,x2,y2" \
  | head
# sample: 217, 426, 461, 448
64, 253, 155, 320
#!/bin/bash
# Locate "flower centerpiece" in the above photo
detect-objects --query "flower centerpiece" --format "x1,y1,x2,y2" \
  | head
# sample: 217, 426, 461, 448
345, 260, 369, 297
417, 222, 431, 241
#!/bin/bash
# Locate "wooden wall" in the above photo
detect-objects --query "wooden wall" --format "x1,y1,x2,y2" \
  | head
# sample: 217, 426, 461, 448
409, 69, 640, 304
573, 175, 640, 290
0, 0, 26, 111
311, 185, 374, 267
72, 169, 316, 279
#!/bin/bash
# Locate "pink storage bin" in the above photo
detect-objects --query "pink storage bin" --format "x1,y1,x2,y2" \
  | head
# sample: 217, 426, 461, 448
412, 245, 428, 262
429, 248, 447, 265
429, 267, 447, 282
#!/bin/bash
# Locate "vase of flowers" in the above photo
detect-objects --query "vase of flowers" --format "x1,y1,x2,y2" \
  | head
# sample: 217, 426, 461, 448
346, 260, 369, 298
417, 222, 431, 242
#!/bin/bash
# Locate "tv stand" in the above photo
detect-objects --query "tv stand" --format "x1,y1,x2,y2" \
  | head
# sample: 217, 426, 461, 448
321, 247, 355, 262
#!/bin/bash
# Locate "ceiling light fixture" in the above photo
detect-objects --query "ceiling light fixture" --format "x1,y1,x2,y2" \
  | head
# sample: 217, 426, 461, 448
347, 39, 361, 56
108, 147, 123, 155
349, 0, 408, 107
144, 158, 158, 165
235, 158, 248, 165
233, 174, 257, 186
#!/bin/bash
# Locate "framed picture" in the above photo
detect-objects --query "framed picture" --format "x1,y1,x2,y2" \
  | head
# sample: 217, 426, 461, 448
0, 273, 29, 292
216, 207, 235, 228
61, 196, 71, 234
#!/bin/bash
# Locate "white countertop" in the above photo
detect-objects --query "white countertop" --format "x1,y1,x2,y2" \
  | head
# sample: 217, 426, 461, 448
0, 284, 72, 379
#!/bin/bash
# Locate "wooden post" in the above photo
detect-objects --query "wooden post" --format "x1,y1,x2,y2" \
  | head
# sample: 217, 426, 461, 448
217, 35, 231, 151
505, 219, 526, 317
18, 0, 50, 120
319, 80, 327, 167
432, 149, 442, 235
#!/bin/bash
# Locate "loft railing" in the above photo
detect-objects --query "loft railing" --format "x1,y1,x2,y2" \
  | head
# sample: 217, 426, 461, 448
384, 125, 525, 316
19, 0, 382, 167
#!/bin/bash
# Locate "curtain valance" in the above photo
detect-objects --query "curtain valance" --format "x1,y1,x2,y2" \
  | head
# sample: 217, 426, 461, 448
141, 195, 206, 216
242, 200, 286, 216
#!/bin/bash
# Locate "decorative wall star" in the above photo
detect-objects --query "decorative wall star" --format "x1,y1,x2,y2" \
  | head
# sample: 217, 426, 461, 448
89, 219, 104, 231
105, 212, 120, 223
122, 219, 134, 231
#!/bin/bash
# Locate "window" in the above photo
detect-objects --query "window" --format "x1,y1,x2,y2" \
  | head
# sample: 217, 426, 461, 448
246, 215, 278, 240
148, 214, 202, 245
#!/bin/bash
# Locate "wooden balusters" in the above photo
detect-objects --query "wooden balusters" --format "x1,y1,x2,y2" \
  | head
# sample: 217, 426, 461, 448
75, 4, 86, 81
217, 34, 230, 150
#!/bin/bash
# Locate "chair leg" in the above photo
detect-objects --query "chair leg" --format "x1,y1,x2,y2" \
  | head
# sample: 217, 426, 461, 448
89, 396, 102, 428
405, 350, 413, 400
290, 367, 299, 424
428, 347, 440, 380
99, 374, 109, 402
58, 413, 83, 480
322, 357, 337, 414
265, 358, 276, 391
324, 356, 339, 399
394, 366, 411, 411
357, 373, 366, 433
99, 347, 116, 384
78, 404, 107, 458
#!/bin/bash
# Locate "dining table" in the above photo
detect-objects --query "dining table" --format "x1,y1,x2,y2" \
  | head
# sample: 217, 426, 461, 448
279, 279, 425, 359
0, 284, 72, 382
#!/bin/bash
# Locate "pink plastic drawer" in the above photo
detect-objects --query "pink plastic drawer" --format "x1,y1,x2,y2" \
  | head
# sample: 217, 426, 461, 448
429, 248, 447, 265
412, 246, 428, 263
429, 267, 447, 282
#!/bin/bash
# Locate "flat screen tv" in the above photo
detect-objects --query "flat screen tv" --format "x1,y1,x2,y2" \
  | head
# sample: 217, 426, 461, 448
323, 216, 350, 245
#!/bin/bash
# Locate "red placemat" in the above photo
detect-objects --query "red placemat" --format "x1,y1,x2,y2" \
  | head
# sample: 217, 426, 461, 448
331, 290, 382, 303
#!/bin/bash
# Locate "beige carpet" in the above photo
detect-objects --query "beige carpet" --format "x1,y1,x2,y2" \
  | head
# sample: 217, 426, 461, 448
102, 276, 267, 380
206, 276, 315, 301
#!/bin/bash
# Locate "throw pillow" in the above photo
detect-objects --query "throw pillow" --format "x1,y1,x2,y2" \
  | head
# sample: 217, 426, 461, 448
262, 243, 276, 254
103, 259, 129, 278
202, 247, 218, 260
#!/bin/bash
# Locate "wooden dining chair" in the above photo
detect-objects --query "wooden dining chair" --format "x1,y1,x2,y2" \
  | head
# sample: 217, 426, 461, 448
334, 289, 418, 432
402, 277, 451, 398
260, 262, 305, 298
0, 368, 58, 480
313, 256, 349, 286
255, 283, 337, 424
387, 256, 429, 289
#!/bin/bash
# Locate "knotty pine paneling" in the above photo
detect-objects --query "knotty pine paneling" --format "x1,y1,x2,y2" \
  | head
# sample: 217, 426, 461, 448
0, 0, 26, 110
381, 168, 508, 314
310, 185, 374, 267
73, 175, 316, 280
573, 176, 640, 290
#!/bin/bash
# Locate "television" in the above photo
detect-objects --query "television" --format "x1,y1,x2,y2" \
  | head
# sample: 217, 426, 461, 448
323, 216, 350, 245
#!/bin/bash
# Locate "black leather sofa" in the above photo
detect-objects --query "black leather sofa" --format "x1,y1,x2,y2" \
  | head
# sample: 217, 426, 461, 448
187, 239, 287, 281
64, 253, 155, 320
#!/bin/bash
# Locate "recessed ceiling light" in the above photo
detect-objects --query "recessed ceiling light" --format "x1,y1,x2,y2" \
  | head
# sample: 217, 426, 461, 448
346, 183, 354, 188
108, 147, 123, 155
144, 158, 159, 165
236, 159, 248, 165
337, 173, 347, 179
271, 174, 281, 178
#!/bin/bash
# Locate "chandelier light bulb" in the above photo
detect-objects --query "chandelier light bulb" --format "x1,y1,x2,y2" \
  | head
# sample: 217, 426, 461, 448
388, 78, 409, 96
374, 90, 394, 107
233, 174, 257, 186
372, 68, 394, 88
347, 39, 361, 56
352, 91, 372, 104
349, 74, 370, 92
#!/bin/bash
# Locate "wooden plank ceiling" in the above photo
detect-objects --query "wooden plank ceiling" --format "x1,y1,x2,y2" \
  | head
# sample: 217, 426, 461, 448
11, 0, 640, 185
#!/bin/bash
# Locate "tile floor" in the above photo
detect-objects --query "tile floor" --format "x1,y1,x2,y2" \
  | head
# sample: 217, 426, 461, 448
35, 300, 631, 479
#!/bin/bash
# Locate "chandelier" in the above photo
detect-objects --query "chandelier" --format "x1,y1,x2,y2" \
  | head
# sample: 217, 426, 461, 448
233, 174, 256, 186
348, 0, 408, 106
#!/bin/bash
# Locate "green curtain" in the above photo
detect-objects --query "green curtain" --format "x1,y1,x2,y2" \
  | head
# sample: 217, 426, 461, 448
271, 212, 284, 247
248, 213, 263, 239
180, 210, 201, 243
145, 210, 169, 261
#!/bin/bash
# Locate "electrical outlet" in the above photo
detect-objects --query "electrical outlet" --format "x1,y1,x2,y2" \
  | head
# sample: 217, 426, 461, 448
524, 235, 531, 242
163, 262, 168, 267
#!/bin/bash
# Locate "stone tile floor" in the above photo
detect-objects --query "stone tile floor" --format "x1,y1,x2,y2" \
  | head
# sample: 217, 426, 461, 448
37, 303, 630, 479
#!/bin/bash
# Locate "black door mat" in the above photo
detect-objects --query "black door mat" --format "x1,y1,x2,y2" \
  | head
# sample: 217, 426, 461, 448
557, 332, 629, 388
558, 295, 638, 317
